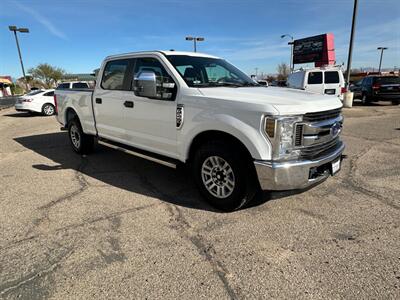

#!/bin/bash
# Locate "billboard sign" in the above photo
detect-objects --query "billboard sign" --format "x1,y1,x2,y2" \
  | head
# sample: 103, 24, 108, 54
293, 33, 335, 66
293, 34, 325, 64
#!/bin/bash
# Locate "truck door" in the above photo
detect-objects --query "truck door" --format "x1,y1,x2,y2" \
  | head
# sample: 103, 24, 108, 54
323, 71, 341, 96
123, 56, 178, 159
93, 59, 133, 141
305, 71, 323, 94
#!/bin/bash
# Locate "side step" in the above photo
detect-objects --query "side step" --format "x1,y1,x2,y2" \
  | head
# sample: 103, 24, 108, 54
97, 138, 178, 169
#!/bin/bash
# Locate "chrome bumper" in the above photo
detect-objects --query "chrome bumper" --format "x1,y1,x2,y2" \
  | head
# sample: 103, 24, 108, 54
254, 143, 345, 190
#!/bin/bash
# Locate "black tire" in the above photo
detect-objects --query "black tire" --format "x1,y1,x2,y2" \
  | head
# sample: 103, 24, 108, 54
192, 141, 258, 211
68, 117, 94, 154
392, 100, 400, 105
361, 93, 370, 105
42, 103, 55, 116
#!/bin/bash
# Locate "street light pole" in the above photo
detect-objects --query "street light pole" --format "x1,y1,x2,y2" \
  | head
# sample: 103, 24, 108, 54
281, 34, 294, 73
185, 36, 205, 52
345, 0, 358, 88
9, 25, 29, 90
377, 47, 388, 74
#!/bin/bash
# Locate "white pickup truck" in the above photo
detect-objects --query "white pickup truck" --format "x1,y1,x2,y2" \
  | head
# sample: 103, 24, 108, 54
55, 51, 344, 211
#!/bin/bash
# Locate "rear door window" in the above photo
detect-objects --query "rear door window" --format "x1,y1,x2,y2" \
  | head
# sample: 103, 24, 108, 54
308, 72, 322, 84
101, 59, 130, 90
374, 77, 400, 84
57, 83, 70, 89
324, 71, 339, 84
72, 82, 89, 89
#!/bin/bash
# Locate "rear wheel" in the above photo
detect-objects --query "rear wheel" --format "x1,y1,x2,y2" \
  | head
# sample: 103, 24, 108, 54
192, 141, 257, 211
42, 103, 55, 116
68, 117, 94, 154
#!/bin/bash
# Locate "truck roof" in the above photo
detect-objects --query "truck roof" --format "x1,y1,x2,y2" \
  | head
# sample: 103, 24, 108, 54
105, 50, 220, 60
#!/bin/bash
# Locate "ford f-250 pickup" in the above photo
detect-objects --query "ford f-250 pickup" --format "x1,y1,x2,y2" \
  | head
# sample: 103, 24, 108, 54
55, 51, 344, 211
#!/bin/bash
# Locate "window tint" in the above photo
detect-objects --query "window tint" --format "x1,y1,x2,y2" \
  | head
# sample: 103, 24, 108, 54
308, 72, 322, 84
134, 57, 171, 79
374, 77, 400, 84
324, 71, 339, 84
26, 90, 44, 95
101, 59, 130, 90
43, 91, 54, 96
72, 82, 89, 89
57, 83, 70, 89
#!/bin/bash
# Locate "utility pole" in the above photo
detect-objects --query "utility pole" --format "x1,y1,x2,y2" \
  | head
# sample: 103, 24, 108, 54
185, 36, 205, 52
9, 25, 30, 90
345, 0, 358, 88
377, 47, 388, 74
281, 34, 294, 73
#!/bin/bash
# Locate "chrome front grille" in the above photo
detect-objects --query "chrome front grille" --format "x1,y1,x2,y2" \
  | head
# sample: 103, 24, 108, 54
303, 108, 342, 123
300, 137, 342, 160
295, 108, 343, 160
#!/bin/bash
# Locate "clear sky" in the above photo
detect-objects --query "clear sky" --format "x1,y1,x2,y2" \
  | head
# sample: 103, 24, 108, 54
1, 0, 399, 79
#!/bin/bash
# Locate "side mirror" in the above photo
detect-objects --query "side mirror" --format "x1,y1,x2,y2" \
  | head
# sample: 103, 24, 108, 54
133, 71, 158, 98
133, 71, 175, 100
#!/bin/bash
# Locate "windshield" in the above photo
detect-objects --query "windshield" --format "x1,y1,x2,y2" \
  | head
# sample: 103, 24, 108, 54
166, 55, 258, 87
26, 90, 44, 96
374, 77, 400, 84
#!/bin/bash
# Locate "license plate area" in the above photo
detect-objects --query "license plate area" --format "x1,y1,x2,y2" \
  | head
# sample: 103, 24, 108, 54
331, 158, 341, 175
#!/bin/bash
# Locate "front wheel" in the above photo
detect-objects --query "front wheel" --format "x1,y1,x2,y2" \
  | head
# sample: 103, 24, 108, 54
193, 142, 257, 211
68, 117, 94, 154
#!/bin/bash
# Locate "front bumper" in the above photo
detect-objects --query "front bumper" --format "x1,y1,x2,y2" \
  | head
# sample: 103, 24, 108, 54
254, 142, 345, 190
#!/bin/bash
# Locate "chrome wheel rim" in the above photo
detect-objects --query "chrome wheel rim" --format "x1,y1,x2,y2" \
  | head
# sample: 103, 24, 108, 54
201, 156, 235, 199
44, 105, 54, 115
70, 124, 81, 149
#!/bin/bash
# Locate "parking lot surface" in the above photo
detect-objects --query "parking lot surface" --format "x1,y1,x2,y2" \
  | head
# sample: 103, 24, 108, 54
0, 103, 399, 299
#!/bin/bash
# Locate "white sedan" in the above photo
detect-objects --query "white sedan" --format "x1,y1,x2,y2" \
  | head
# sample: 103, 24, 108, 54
15, 89, 56, 116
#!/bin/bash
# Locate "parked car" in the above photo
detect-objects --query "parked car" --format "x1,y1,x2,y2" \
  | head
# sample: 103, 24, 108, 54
349, 79, 363, 99
287, 66, 346, 100
354, 75, 400, 105
270, 80, 287, 87
55, 51, 344, 211
15, 89, 56, 116
257, 80, 268, 86
56, 81, 90, 89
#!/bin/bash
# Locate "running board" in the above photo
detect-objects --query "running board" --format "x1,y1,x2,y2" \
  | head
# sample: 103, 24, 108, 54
97, 139, 177, 169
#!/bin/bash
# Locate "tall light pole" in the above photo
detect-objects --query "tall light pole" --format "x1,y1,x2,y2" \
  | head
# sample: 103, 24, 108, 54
185, 36, 204, 52
9, 25, 29, 90
281, 34, 294, 73
377, 47, 388, 74
345, 0, 358, 88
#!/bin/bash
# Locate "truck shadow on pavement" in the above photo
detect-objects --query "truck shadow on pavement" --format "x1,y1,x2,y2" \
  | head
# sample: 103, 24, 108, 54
14, 132, 300, 212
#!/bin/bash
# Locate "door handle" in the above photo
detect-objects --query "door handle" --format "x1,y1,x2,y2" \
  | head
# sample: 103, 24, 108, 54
124, 101, 134, 108
95, 98, 102, 104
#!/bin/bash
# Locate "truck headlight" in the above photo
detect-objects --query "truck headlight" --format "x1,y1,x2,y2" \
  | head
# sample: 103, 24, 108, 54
264, 115, 302, 160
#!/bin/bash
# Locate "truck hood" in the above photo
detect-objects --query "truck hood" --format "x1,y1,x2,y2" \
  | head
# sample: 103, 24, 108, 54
198, 86, 342, 115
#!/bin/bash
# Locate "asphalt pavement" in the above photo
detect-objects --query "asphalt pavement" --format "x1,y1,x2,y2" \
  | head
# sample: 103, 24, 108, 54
0, 103, 399, 299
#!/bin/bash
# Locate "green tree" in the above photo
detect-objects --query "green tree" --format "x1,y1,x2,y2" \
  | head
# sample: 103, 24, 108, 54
276, 62, 290, 81
28, 63, 65, 88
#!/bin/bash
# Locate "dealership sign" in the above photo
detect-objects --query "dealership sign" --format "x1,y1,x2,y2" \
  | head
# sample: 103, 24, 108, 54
293, 33, 335, 66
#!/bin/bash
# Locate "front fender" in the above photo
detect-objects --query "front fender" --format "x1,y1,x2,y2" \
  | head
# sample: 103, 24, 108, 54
180, 113, 272, 161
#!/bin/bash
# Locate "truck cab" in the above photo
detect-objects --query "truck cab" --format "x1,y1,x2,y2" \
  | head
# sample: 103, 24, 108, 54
55, 51, 345, 211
